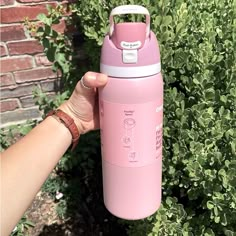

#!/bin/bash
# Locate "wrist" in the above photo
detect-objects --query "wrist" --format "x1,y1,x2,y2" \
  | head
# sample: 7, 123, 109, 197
46, 109, 80, 151
58, 102, 84, 134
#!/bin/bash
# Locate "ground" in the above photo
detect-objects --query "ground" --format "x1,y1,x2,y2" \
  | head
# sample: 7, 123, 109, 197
25, 191, 127, 236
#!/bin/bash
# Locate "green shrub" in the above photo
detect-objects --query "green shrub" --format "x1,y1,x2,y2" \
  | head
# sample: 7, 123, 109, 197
28, 0, 236, 235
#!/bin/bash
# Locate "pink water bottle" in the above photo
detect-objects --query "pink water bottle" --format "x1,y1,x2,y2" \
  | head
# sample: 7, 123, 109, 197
99, 5, 163, 220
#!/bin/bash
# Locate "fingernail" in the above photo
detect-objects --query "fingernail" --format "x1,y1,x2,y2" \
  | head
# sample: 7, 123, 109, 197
97, 74, 107, 83
88, 73, 96, 80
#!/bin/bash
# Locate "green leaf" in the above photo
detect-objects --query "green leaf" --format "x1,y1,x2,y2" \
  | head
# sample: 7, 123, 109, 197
214, 216, 220, 223
213, 206, 219, 216
220, 95, 227, 103
19, 126, 32, 135
207, 201, 214, 210
42, 38, 50, 49
45, 25, 51, 35
204, 228, 215, 236
230, 141, 236, 154
176, 22, 183, 34
46, 46, 56, 62
37, 13, 47, 22
224, 229, 235, 236
55, 53, 66, 63
166, 197, 173, 206
221, 213, 227, 226
193, 78, 200, 85
197, 117, 205, 127
162, 15, 172, 26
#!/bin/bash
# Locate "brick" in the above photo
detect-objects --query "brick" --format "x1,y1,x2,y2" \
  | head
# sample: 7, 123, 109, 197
0, 74, 15, 86
20, 95, 36, 108
8, 40, 43, 56
35, 54, 52, 66
0, 0, 14, 6
14, 67, 57, 83
0, 83, 40, 99
0, 56, 33, 73
0, 99, 20, 112
1, 3, 57, 23
0, 25, 26, 42
52, 19, 66, 33
0, 44, 7, 57
0, 108, 41, 126
41, 78, 61, 92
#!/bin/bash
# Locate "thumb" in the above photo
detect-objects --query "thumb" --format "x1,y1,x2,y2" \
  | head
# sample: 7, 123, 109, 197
78, 72, 108, 92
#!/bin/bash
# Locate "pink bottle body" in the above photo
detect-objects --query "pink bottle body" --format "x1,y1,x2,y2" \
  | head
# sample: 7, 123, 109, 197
99, 5, 163, 220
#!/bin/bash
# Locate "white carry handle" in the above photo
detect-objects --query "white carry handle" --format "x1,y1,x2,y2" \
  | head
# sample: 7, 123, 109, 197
109, 5, 150, 38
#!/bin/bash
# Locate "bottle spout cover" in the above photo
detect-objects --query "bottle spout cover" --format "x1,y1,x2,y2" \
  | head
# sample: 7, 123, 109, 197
111, 22, 147, 50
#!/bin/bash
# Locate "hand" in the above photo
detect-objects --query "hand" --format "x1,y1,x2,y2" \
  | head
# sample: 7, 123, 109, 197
59, 72, 108, 134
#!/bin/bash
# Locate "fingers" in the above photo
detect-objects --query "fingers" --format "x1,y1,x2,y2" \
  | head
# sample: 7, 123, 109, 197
81, 72, 108, 89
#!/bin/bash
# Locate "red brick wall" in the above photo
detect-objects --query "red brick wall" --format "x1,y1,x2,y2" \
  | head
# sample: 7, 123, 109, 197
0, 0, 65, 127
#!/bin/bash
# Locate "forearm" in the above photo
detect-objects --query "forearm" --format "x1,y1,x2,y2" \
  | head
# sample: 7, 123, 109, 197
1, 116, 72, 236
